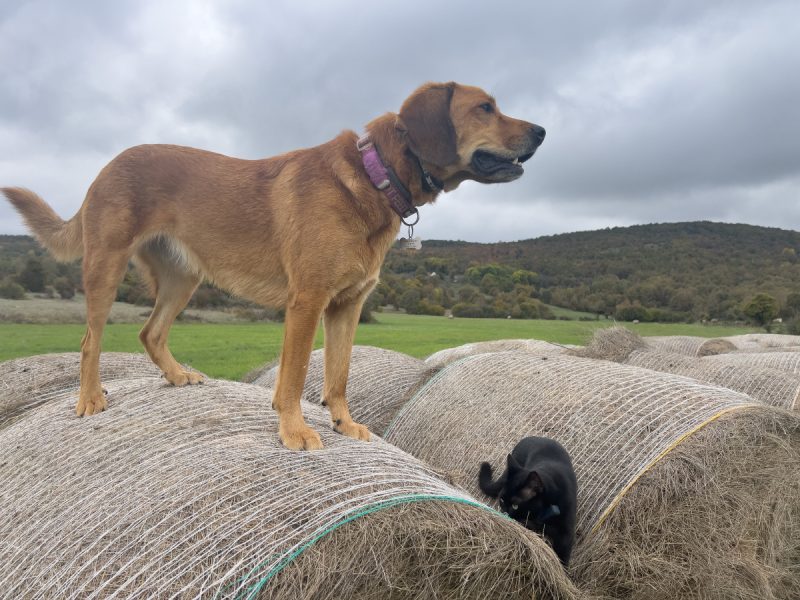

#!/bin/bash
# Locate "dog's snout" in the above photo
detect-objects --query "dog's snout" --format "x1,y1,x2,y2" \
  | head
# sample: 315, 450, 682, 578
529, 124, 546, 146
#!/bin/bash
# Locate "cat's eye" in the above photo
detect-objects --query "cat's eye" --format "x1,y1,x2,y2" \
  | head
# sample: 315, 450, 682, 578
511, 504, 519, 510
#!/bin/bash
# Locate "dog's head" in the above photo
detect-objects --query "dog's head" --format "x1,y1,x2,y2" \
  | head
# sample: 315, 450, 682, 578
398, 82, 545, 187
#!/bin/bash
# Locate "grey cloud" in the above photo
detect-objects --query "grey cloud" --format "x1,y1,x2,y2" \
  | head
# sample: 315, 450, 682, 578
1, 0, 798, 241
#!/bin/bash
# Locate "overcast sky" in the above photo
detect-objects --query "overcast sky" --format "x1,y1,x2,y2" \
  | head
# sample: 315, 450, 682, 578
1, 0, 798, 243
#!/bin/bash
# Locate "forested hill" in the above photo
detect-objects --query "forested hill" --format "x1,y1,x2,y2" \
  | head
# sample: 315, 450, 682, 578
3, 221, 800, 323
392, 222, 800, 289
381, 222, 800, 321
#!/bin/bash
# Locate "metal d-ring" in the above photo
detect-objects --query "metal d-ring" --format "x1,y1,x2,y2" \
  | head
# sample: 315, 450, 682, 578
401, 208, 419, 227
401, 208, 419, 239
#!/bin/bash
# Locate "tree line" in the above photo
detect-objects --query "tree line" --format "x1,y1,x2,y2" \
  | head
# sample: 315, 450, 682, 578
3, 220, 800, 329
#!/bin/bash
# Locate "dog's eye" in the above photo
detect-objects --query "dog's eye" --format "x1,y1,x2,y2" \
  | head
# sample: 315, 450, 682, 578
479, 103, 494, 113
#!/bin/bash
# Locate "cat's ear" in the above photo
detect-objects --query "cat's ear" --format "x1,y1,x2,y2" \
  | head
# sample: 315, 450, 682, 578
507, 453, 522, 471
525, 470, 545, 495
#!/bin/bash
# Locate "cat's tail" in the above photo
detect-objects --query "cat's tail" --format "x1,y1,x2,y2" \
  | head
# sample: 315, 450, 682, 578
478, 462, 506, 497
2, 187, 83, 261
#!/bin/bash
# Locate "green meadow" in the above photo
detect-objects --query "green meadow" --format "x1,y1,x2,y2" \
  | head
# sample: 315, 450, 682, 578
0, 313, 756, 381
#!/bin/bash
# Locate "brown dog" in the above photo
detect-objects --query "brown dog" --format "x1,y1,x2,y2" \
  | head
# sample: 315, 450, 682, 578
3, 82, 544, 450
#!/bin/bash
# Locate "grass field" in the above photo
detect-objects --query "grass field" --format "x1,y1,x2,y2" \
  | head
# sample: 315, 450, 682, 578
0, 312, 757, 381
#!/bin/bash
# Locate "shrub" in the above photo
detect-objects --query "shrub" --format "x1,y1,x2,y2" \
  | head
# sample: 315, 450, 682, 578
53, 277, 76, 300
0, 279, 26, 299
451, 303, 484, 318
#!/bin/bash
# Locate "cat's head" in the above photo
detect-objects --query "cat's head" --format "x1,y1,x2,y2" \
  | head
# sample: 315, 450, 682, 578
497, 453, 560, 525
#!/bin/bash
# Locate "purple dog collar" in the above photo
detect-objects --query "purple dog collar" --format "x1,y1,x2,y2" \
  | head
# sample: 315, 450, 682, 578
357, 134, 419, 225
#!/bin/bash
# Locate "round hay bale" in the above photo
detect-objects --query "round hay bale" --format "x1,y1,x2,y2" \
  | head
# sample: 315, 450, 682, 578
705, 351, 800, 376
723, 333, 800, 351
577, 328, 800, 410
250, 345, 432, 434
0, 352, 161, 428
384, 352, 800, 600
425, 338, 570, 369
643, 334, 736, 356
0, 378, 580, 600
570, 326, 645, 363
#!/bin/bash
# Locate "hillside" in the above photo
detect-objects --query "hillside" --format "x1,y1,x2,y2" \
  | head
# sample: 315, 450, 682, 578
381, 222, 800, 322
3, 221, 800, 323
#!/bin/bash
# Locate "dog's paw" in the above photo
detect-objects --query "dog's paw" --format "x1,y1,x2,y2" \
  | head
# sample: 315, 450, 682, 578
164, 369, 204, 387
333, 418, 371, 442
75, 390, 108, 416
279, 423, 324, 451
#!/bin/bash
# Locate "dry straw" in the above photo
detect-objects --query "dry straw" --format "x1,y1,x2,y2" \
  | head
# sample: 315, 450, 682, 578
0, 357, 581, 599
384, 351, 800, 600
425, 339, 570, 369
0, 352, 160, 429
576, 327, 800, 410
249, 345, 434, 434
643, 334, 736, 356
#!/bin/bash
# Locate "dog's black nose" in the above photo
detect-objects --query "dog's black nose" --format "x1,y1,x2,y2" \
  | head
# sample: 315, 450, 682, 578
529, 124, 546, 146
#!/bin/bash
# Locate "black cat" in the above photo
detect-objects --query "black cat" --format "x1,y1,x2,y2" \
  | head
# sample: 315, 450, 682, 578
478, 436, 577, 565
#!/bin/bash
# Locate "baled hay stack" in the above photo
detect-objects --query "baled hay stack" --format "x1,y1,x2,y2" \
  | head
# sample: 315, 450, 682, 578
719, 333, 800, 351
576, 327, 800, 410
425, 338, 570, 369
0, 375, 581, 600
643, 334, 736, 356
0, 352, 160, 428
705, 350, 800, 376
384, 351, 800, 600
250, 345, 432, 434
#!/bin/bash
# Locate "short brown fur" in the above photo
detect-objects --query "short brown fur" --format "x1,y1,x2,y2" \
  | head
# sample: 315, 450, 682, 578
3, 81, 544, 449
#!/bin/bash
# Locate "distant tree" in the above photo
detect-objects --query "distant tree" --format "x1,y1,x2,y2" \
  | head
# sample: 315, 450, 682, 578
458, 285, 479, 304
511, 269, 538, 286
17, 257, 46, 292
615, 300, 648, 322
359, 290, 381, 323
398, 289, 422, 314
53, 277, 76, 299
743, 293, 779, 330
783, 292, 800, 319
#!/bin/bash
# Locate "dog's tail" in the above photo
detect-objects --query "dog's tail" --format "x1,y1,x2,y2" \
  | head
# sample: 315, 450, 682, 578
2, 187, 83, 261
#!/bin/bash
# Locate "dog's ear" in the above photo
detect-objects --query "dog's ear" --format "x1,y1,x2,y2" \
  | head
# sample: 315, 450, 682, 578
398, 82, 459, 167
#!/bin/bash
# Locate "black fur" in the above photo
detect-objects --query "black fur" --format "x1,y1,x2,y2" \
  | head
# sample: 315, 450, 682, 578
478, 436, 577, 565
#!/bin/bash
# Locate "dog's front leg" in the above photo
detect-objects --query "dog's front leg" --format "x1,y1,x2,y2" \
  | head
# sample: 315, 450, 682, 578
273, 290, 326, 450
322, 293, 371, 442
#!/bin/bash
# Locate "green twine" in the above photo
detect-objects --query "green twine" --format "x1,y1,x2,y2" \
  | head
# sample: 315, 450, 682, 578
217, 493, 508, 600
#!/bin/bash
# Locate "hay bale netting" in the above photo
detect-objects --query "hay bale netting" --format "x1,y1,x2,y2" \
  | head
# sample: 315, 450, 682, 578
0, 352, 161, 427
384, 351, 800, 600
425, 339, 570, 369
705, 350, 800, 376
0, 378, 581, 600
643, 334, 736, 356
722, 333, 800, 351
250, 345, 431, 434
576, 327, 800, 410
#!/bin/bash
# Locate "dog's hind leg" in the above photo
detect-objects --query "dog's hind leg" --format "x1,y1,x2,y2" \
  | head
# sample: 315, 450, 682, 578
272, 289, 327, 450
135, 239, 203, 386
321, 291, 371, 442
77, 248, 132, 416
